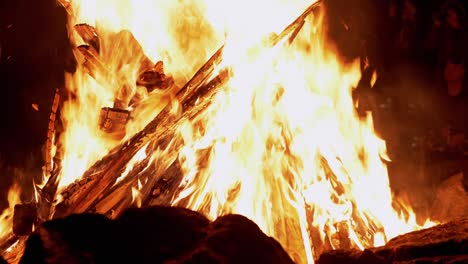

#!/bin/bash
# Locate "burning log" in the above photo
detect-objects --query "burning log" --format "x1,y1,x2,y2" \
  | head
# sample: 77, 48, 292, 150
54, 37, 217, 217
0, 235, 17, 254
98, 107, 131, 139
38, 155, 64, 221
56, 66, 231, 217
316, 218, 468, 264
78, 35, 146, 109
75, 24, 101, 53
44, 88, 61, 178
1, 1, 323, 255
53, 1, 321, 220
12, 204, 37, 237
39, 27, 175, 218
75, 29, 176, 140
52, 47, 227, 217
136, 61, 175, 93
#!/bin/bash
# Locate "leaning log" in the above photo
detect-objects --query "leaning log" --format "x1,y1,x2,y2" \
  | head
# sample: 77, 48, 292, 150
1, 2, 322, 258
54, 0, 321, 219
55, 63, 230, 217
55, 28, 228, 216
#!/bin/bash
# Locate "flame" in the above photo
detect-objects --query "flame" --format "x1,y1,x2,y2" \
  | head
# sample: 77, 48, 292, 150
169, 1, 434, 262
55, 0, 225, 189
42, 0, 436, 263
0, 184, 21, 243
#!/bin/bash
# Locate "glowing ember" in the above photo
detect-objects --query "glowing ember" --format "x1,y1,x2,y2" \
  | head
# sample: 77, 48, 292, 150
2, 0, 437, 263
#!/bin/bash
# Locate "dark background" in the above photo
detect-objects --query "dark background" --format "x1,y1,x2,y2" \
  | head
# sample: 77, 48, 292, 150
0, 0, 72, 209
0, 0, 467, 217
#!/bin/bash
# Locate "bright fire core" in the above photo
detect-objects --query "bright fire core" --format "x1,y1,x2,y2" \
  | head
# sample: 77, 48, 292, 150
1, 0, 435, 263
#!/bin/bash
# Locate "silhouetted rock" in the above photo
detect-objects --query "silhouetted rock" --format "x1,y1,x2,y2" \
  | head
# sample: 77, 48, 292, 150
115, 206, 211, 264
430, 173, 468, 222
317, 218, 468, 264
19, 206, 294, 264
20, 213, 114, 264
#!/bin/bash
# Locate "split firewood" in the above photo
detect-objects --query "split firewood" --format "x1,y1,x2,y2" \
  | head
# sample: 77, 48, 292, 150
144, 160, 184, 207
74, 24, 152, 100
37, 161, 62, 221
75, 24, 100, 53
1, 240, 24, 264
41, 27, 173, 219
53, 1, 322, 218
55, 67, 231, 217
13, 203, 38, 237
136, 61, 174, 92
271, 1, 321, 46
53, 56, 224, 218
74, 25, 175, 111
56, 55, 224, 214
104, 29, 156, 108
0, 235, 14, 253
3, 0, 324, 254
98, 107, 131, 139
56, 0, 73, 16
53, 36, 230, 218
44, 88, 61, 178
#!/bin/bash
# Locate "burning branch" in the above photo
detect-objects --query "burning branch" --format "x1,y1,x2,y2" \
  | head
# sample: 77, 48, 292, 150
54, 0, 322, 218
1, 0, 322, 255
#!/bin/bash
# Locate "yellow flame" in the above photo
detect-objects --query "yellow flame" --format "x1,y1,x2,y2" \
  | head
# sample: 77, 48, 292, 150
0, 184, 21, 243
131, 186, 142, 208
53, 1, 436, 263
370, 71, 378, 88
115, 143, 149, 185
57, 0, 225, 189
170, 1, 434, 262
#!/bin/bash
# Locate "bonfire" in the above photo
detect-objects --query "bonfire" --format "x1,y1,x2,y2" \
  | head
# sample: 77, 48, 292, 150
0, 1, 441, 263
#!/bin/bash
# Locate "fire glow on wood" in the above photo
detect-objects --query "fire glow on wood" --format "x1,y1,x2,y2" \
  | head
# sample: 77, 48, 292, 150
0, 0, 437, 263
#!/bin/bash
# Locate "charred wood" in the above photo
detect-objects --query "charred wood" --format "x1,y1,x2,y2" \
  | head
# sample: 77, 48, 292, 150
44, 88, 61, 178
13, 204, 37, 237
57, 68, 230, 218
98, 107, 131, 140
317, 218, 468, 264
0, 234, 17, 253
53, 0, 321, 217
1, 0, 326, 256
54, 35, 231, 216
144, 159, 185, 207
136, 61, 175, 93
74, 24, 100, 53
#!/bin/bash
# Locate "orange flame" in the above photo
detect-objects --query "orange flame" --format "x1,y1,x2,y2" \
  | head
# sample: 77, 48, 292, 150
49, 0, 435, 263
55, 0, 225, 190
0, 184, 21, 243
170, 1, 434, 262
